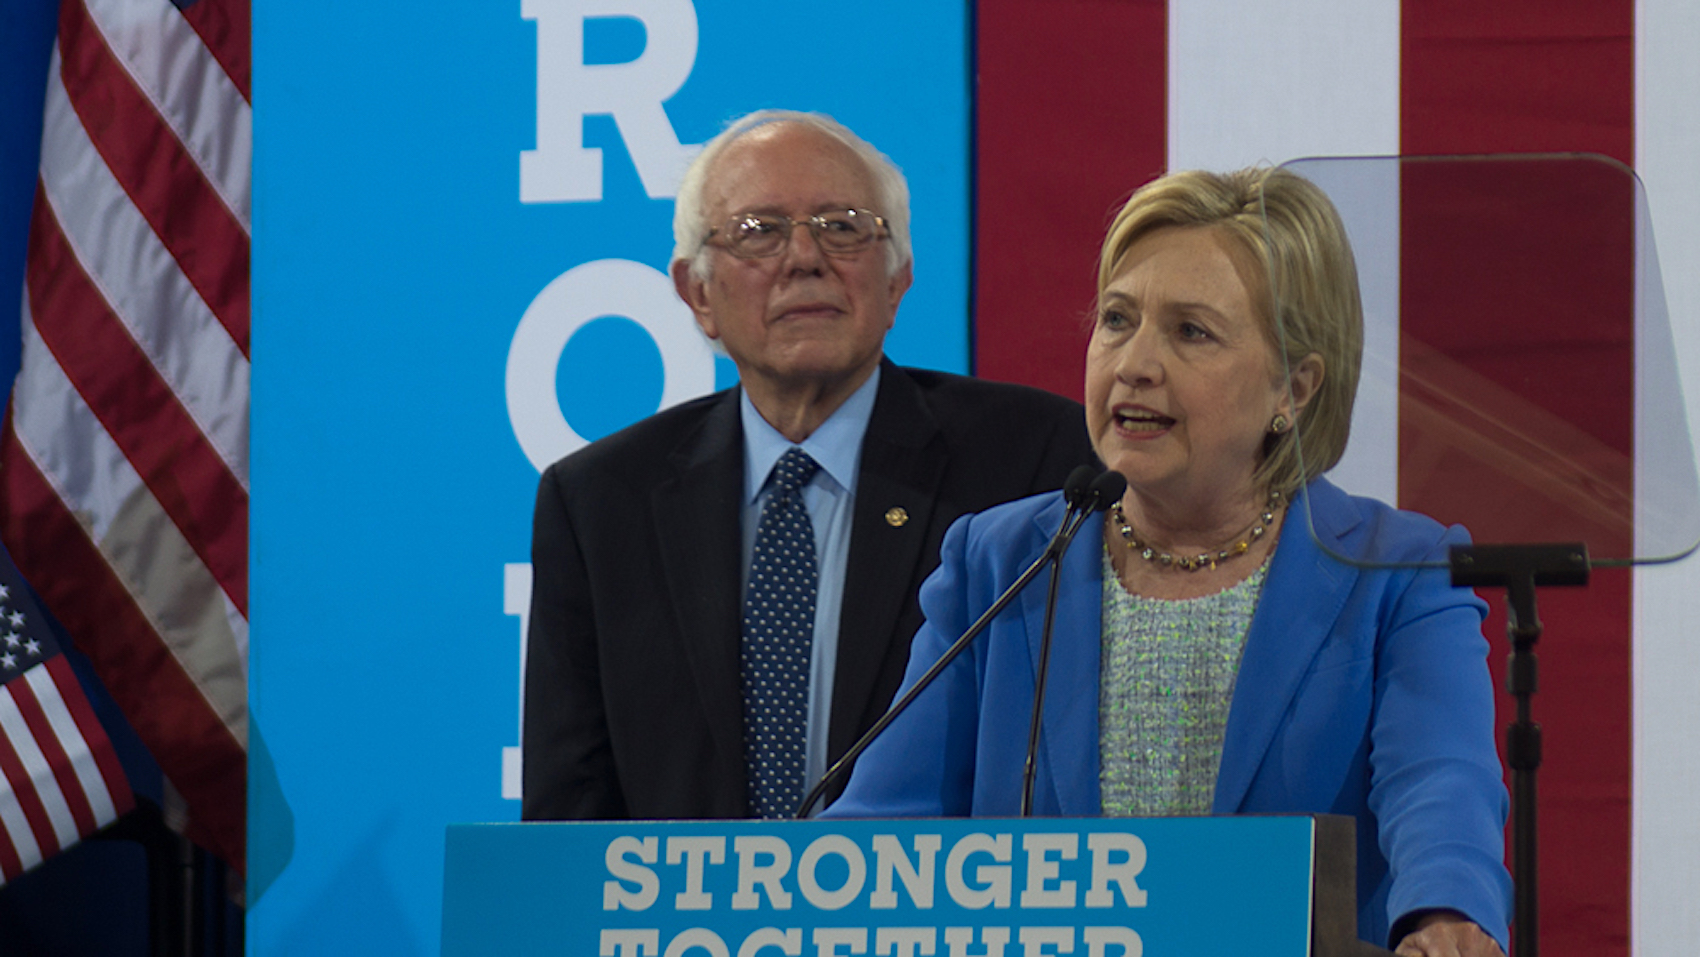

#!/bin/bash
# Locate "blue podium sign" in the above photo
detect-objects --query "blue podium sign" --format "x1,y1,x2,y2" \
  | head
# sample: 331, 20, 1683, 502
442, 817, 1329, 956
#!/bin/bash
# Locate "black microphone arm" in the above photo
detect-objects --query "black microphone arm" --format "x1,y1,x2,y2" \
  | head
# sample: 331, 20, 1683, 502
794, 466, 1103, 818
1020, 470, 1125, 816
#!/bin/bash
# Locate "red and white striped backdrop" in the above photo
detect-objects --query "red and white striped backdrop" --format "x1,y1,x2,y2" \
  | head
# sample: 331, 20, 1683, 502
974, 0, 1700, 953
0, 0, 251, 871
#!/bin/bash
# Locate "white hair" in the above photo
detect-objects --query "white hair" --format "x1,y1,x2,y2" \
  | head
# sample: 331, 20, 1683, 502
671, 109, 913, 282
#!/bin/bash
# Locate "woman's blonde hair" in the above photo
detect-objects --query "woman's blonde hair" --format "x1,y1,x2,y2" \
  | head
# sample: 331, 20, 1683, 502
1098, 167, 1364, 494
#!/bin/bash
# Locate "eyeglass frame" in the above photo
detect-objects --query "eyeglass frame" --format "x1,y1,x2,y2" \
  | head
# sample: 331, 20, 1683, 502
703, 208, 890, 260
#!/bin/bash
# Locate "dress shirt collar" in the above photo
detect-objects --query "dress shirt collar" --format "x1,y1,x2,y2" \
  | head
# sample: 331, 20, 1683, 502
741, 365, 881, 503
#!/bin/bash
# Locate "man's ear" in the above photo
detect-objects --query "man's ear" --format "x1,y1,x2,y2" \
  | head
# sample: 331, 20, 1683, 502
1281, 352, 1325, 419
884, 259, 913, 328
671, 258, 717, 340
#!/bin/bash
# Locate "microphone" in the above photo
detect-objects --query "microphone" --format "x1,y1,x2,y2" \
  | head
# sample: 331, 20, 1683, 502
794, 466, 1102, 818
1020, 469, 1123, 816
1061, 463, 1098, 509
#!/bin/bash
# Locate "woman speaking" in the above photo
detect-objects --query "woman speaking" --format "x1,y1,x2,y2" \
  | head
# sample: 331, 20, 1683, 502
827, 168, 1513, 956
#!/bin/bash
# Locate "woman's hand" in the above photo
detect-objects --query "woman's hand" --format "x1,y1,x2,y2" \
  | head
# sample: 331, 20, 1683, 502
1394, 911, 1505, 957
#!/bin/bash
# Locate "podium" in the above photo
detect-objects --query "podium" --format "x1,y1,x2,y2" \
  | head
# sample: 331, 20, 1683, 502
442, 815, 1390, 956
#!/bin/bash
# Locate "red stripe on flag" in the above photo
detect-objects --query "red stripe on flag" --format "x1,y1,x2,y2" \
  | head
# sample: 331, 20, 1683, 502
973, 0, 1168, 398
0, 790, 22, 883
0, 419, 245, 872
55, 0, 251, 357
26, 189, 248, 616
179, 0, 251, 103
45, 656, 133, 820
0, 713, 32, 883
7, 672, 96, 838
1402, 5, 1635, 954
0, 693, 61, 864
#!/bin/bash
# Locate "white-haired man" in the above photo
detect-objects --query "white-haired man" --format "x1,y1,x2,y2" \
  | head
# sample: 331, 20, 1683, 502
522, 111, 1093, 820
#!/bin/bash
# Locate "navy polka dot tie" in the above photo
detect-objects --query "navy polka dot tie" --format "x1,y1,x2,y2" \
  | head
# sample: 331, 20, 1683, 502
742, 447, 820, 819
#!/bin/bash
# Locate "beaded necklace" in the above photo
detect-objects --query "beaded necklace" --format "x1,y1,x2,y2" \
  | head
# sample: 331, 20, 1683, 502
1109, 490, 1284, 572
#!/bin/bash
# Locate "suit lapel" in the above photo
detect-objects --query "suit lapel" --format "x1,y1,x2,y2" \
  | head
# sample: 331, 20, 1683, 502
651, 390, 749, 768
1018, 495, 1103, 816
1213, 480, 1360, 812
830, 365, 947, 759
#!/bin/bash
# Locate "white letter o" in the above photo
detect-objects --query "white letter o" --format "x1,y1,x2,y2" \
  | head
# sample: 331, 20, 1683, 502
506, 258, 715, 472
797, 835, 867, 911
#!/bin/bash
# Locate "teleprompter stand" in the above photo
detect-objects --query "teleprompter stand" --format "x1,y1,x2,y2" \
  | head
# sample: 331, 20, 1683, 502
1449, 543, 1591, 957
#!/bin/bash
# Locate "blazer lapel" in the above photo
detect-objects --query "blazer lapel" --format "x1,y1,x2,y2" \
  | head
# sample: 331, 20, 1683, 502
1018, 495, 1104, 816
650, 390, 749, 767
830, 364, 947, 759
1213, 480, 1360, 812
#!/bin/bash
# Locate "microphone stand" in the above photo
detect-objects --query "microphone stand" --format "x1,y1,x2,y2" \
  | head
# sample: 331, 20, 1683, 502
1020, 471, 1125, 816
795, 466, 1101, 819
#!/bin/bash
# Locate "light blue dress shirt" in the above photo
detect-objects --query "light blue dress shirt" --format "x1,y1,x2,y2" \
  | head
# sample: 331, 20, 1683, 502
740, 366, 879, 809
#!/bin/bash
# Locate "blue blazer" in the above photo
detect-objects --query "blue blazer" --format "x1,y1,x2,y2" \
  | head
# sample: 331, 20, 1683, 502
828, 478, 1512, 949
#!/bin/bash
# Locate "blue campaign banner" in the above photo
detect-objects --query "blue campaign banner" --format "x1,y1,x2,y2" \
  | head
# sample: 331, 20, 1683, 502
249, 0, 969, 953
442, 817, 1320, 956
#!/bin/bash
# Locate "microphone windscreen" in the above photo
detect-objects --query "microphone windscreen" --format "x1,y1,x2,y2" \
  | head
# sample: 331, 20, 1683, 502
1085, 471, 1127, 512
1062, 465, 1098, 507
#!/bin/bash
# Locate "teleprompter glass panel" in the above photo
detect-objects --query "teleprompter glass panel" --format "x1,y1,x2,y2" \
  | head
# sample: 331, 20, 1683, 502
1260, 154, 1699, 569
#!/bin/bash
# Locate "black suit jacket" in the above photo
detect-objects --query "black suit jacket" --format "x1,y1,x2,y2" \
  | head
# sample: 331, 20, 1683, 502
521, 361, 1095, 820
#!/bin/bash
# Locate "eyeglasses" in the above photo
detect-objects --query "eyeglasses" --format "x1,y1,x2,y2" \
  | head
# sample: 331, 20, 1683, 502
706, 208, 888, 259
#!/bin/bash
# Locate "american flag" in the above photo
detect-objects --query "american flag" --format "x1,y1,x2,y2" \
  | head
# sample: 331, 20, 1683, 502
0, 542, 132, 884
0, 0, 250, 871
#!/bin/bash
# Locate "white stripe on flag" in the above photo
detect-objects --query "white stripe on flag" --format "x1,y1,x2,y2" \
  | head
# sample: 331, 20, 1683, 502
39, 49, 250, 490
225, 596, 248, 672
13, 312, 249, 741
79, 0, 252, 230
25, 665, 118, 825
0, 738, 44, 877
0, 683, 78, 850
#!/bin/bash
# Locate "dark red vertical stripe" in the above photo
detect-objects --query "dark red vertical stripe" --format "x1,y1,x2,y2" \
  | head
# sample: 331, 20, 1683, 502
973, 0, 1167, 400
1403, 4, 1635, 954
1404, 1, 1633, 162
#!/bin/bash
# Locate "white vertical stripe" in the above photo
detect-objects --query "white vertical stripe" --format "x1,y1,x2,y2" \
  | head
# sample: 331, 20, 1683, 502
1633, 0, 1700, 952
1167, 0, 1402, 502
0, 682, 79, 850
25, 666, 118, 825
78, 0, 252, 231
1282, 158, 1401, 503
1167, 0, 1401, 172
39, 49, 250, 490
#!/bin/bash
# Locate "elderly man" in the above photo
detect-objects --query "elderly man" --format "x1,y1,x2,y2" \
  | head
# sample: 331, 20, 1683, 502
521, 110, 1092, 820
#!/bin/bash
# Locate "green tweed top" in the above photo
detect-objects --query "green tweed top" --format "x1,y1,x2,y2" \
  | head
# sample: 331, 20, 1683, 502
1098, 546, 1267, 817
